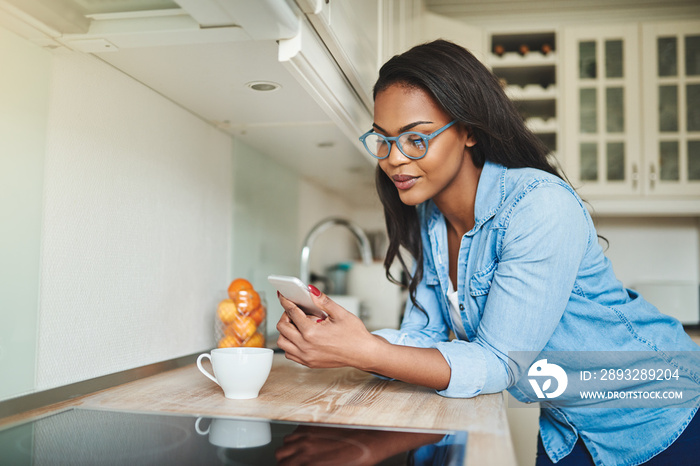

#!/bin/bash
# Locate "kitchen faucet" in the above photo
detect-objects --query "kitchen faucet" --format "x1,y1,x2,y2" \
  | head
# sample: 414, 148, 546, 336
300, 217, 373, 286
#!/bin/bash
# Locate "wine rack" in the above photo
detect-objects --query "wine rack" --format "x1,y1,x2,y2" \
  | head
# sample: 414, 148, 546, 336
488, 31, 559, 158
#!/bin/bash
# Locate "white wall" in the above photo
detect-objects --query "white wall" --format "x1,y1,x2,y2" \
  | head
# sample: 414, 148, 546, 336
0, 26, 50, 400
34, 50, 234, 390
230, 138, 301, 334
421, 11, 485, 60
594, 217, 699, 286
297, 180, 357, 288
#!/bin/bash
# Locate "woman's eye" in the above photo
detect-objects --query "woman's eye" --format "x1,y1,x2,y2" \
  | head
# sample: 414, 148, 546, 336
408, 136, 426, 150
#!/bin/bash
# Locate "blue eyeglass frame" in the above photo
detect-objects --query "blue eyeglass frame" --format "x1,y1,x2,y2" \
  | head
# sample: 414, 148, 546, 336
359, 120, 457, 160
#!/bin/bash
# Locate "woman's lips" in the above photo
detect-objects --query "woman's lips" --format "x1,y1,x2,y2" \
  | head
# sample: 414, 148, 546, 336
392, 174, 418, 190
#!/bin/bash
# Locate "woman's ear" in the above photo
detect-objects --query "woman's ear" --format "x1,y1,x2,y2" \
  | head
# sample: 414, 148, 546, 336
464, 127, 477, 148
456, 122, 477, 149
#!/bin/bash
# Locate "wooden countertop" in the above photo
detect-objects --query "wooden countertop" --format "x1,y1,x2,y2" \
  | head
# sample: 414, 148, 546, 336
0, 354, 516, 465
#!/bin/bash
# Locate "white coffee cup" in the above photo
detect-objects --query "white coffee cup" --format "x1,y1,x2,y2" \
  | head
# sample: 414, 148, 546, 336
197, 347, 273, 399
195, 417, 271, 448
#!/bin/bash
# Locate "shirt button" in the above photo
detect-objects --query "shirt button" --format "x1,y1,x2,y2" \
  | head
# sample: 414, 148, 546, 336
459, 304, 465, 311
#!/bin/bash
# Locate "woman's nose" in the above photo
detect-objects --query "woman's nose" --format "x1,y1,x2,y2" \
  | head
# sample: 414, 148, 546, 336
386, 142, 410, 165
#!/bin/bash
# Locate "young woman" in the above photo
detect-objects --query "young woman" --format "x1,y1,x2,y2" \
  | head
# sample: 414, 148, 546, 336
275, 40, 699, 465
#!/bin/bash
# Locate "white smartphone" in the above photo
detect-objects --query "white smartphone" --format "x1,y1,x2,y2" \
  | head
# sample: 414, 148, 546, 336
267, 275, 327, 318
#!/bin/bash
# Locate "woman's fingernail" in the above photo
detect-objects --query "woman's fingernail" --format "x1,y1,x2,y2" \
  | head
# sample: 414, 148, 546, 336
308, 284, 321, 297
316, 319, 324, 323
277, 290, 281, 298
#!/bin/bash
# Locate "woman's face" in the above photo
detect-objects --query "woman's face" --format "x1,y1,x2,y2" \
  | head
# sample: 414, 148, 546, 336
374, 84, 476, 207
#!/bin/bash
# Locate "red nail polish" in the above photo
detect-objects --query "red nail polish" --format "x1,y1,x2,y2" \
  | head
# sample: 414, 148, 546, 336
316, 318, 324, 323
308, 284, 321, 297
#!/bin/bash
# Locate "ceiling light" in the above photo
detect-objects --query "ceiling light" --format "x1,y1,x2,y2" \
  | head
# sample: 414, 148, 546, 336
246, 81, 281, 92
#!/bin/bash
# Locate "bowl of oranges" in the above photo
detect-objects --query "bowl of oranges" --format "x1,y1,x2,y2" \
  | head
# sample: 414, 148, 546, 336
216, 278, 266, 348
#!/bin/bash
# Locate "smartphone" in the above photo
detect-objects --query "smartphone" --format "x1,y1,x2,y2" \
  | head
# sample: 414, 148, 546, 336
267, 275, 327, 318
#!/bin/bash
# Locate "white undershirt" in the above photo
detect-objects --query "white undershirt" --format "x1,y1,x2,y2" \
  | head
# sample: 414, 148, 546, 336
447, 279, 468, 340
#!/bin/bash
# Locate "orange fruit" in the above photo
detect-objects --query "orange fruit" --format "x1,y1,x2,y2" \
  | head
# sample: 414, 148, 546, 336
233, 289, 261, 315
218, 335, 241, 348
249, 305, 266, 326
243, 332, 265, 348
228, 278, 254, 300
217, 299, 238, 325
224, 315, 257, 341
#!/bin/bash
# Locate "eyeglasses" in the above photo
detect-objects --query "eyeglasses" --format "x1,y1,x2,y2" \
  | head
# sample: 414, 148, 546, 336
359, 120, 457, 160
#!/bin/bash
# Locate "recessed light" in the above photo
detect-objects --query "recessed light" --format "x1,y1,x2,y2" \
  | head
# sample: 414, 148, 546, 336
246, 81, 281, 92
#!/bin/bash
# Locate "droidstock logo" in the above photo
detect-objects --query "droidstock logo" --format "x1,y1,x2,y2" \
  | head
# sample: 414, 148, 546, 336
528, 359, 568, 399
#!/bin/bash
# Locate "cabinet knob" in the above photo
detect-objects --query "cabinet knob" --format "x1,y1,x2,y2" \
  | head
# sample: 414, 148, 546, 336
631, 164, 639, 189
649, 164, 657, 190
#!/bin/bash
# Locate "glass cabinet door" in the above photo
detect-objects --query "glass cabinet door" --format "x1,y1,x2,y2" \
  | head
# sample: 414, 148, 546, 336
642, 21, 700, 196
563, 25, 641, 197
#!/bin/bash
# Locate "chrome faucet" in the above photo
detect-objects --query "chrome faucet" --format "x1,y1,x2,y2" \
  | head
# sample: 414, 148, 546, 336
300, 217, 373, 286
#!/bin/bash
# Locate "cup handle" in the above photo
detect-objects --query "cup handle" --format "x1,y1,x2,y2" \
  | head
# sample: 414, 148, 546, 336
194, 417, 210, 435
197, 353, 220, 386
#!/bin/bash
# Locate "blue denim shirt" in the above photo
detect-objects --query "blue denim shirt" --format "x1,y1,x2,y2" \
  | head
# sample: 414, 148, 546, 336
373, 161, 700, 466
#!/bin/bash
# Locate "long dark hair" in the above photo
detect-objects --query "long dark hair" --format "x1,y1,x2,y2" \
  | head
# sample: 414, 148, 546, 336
374, 39, 563, 310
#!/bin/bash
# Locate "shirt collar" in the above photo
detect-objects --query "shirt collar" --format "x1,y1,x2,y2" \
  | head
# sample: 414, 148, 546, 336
473, 160, 507, 231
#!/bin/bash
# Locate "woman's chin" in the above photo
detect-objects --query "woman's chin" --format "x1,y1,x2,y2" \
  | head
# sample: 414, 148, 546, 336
397, 189, 426, 206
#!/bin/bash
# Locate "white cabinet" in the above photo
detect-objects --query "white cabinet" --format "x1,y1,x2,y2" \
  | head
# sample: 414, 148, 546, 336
642, 21, 700, 197
296, 0, 381, 110
296, 0, 423, 111
487, 31, 560, 159
562, 24, 641, 198
562, 21, 700, 214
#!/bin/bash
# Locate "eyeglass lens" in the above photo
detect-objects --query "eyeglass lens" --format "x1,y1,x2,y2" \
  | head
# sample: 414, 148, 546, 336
364, 133, 428, 159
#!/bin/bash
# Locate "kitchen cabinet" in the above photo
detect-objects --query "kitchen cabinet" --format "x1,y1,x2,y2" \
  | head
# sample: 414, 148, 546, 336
641, 21, 700, 197
487, 30, 560, 159
295, 0, 423, 113
562, 24, 641, 198
562, 20, 700, 213
295, 0, 380, 111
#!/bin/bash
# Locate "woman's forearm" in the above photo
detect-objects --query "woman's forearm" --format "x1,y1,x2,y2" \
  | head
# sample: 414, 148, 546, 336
356, 335, 452, 391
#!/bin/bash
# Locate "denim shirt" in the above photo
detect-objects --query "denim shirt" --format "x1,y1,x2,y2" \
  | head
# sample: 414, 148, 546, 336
373, 161, 700, 466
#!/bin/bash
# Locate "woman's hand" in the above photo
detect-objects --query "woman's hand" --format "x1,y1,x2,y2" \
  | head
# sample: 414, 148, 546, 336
275, 285, 451, 391
275, 286, 380, 369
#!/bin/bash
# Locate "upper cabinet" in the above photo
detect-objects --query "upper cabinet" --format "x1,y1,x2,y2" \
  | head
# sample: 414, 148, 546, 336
562, 24, 641, 198
641, 21, 700, 197
295, 0, 380, 111
562, 20, 700, 215
295, 0, 424, 112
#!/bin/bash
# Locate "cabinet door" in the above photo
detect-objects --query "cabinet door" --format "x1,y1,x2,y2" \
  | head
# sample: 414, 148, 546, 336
300, 0, 381, 111
642, 21, 700, 196
563, 25, 640, 197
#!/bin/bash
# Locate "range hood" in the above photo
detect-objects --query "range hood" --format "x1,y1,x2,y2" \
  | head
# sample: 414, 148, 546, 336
0, 0, 377, 206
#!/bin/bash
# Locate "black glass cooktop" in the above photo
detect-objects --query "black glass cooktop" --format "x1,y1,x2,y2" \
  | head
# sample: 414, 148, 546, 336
0, 408, 467, 465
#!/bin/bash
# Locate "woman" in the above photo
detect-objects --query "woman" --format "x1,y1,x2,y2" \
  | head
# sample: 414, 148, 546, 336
275, 40, 699, 465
